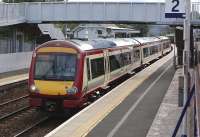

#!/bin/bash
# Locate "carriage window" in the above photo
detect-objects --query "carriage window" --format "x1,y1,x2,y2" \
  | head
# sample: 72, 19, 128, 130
91, 57, 104, 79
109, 54, 121, 71
87, 58, 91, 81
121, 52, 131, 66
97, 30, 103, 35
149, 46, 158, 55
143, 48, 149, 58
149, 47, 153, 55
133, 49, 140, 62
164, 43, 169, 49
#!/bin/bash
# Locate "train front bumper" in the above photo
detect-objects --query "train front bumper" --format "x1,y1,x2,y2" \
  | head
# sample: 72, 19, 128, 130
29, 97, 85, 110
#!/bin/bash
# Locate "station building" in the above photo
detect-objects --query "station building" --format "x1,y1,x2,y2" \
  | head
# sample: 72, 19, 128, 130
0, 23, 64, 74
72, 24, 140, 40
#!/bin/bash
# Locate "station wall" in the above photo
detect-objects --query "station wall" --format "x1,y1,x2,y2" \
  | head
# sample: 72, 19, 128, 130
0, 52, 32, 73
0, 24, 40, 74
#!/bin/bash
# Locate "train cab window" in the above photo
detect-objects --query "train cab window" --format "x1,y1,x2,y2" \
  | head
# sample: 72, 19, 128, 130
133, 49, 140, 62
34, 53, 77, 81
109, 54, 121, 71
143, 48, 149, 58
91, 57, 104, 79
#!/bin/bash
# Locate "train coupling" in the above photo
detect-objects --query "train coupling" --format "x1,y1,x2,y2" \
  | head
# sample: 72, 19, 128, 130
45, 101, 57, 112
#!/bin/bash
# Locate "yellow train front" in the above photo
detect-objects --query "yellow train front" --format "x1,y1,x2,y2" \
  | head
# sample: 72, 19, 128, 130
28, 40, 86, 112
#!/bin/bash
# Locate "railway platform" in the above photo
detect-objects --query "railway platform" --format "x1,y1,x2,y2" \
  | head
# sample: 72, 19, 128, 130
0, 69, 28, 87
45, 47, 181, 137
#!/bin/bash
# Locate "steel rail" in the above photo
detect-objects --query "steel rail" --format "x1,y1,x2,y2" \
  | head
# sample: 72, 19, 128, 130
13, 116, 50, 137
0, 95, 29, 107
0, 106, 31, 121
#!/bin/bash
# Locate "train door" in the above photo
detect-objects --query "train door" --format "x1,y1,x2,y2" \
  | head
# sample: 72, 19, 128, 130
120, 49, 126, 73
140, 45, 143, 65
103, 50, 110, 86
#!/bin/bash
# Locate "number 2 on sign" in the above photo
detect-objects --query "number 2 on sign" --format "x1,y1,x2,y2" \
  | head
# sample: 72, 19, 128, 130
172, 0, 179, 12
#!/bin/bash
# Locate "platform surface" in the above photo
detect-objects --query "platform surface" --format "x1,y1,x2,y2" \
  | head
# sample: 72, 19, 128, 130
146, 68, 182, 137
0, 69, 28, 87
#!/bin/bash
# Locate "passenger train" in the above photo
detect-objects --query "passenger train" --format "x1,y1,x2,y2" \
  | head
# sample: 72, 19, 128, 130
28, 37, 171, 112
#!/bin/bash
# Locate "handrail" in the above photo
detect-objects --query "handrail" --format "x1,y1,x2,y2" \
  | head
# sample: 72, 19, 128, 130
172, 85, 196, 137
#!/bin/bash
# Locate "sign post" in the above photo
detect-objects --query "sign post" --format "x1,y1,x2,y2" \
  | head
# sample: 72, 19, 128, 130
165, 0, 190, 136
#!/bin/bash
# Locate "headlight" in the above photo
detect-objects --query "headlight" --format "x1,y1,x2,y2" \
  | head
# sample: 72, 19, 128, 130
67, 87, 78, 95
30, 84, 37, 92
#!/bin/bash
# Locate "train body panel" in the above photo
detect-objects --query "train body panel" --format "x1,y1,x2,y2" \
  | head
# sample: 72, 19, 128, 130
34, 80, 73, 95
28, 37, 171, 111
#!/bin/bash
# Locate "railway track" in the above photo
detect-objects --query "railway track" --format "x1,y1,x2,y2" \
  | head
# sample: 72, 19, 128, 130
0, 106, 31, 121
0, 80, 28, 105
0, 94, 30, 120
0, 79, 27, 93
13, 116, 50, 137
0, 94, 29, 107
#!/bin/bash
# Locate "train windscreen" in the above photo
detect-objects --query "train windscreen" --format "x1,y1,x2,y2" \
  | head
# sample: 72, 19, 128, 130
34, 53, 77, 81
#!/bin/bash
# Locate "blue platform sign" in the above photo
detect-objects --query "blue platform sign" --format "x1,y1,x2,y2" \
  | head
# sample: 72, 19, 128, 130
165, 0, 186, 18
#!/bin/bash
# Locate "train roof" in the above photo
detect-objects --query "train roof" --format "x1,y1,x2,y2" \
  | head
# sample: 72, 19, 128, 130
70, 38, 140, 51
106, 38, 140, 46
70, 39, 116, 51
38, 37, 165, 52
158, 36, 169, 40
133, 37, 160, 44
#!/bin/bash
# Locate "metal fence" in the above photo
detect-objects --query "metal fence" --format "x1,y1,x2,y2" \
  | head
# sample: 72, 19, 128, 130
1, 2, 200, 25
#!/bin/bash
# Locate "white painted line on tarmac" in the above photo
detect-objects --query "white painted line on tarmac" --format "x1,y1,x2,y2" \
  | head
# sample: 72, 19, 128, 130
107, 63, 173, 137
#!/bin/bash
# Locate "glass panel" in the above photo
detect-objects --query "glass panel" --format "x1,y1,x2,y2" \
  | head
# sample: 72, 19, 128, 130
143, 48, 149, 58
34, 53, 76, 81
87, 58, 91, 81
133, 49, 140, 62
121, 52, 131, 66
109, 54, 121, 71
91, 57, 104, 79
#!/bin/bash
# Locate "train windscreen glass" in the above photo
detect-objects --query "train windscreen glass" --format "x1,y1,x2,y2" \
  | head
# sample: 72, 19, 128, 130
34, 53, 76, 81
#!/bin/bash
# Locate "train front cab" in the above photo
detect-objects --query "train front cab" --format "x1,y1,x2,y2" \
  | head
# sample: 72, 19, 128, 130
29, 42, 85, 112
